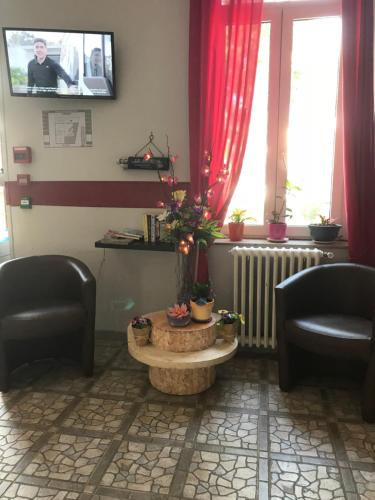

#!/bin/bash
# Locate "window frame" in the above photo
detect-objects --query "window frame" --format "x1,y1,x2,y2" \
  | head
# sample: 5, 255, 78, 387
223, 0, 345, 239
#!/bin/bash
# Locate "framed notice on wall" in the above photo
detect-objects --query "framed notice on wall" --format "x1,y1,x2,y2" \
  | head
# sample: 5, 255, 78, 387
42, 110, 92, 148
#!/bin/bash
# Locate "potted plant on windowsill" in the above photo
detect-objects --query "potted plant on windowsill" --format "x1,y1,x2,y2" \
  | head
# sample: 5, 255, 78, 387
308, 215, 342, 243
131, 316, 152, 346
228, 208, 256, 242
217, 309, 244, 342
190, 282, 215, 323
268, 180, 301, 242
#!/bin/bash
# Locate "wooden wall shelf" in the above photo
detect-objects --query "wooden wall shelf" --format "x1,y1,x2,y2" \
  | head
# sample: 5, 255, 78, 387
95, 239, 175, 252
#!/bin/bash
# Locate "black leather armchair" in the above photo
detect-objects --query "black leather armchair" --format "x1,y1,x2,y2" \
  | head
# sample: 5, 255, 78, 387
0, 255, 96, 391
275, 263, 375, 422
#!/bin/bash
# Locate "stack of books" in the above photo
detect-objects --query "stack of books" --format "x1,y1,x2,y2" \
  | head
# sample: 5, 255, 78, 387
104, 228, 144, 243
143, 214, 161, 243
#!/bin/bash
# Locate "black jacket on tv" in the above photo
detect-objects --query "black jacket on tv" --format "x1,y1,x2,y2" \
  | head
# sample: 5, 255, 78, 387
27, 56, 74, 94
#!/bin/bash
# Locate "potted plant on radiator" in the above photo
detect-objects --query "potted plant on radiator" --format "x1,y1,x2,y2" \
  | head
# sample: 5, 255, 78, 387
268, 180, 301, 242
228, 208, 256, 242
308, 215, 342, 242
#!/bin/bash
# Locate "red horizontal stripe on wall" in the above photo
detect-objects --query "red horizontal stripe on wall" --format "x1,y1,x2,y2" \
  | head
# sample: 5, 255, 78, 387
5, 181, 191, 208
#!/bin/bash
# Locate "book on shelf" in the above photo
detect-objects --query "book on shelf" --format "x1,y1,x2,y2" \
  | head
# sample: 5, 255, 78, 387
104, 229, 143, 241
142, 214, 161, 243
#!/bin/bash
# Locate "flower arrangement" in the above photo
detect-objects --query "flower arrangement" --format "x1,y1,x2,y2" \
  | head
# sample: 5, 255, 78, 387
131, 316, 152, 346
156, 150, 224, 255
131, 316, 152, 329
217, 309, 244, 326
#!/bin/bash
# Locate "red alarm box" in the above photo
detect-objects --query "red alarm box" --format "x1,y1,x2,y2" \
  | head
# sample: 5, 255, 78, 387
13, 147, 32, 164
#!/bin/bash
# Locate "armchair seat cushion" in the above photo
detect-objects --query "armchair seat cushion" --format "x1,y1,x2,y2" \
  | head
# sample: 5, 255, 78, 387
286, 314, 372, 361
0, 299, 85, 341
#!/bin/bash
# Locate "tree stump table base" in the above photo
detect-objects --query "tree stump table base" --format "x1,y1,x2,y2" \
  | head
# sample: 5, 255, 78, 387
149, 366, 215, 395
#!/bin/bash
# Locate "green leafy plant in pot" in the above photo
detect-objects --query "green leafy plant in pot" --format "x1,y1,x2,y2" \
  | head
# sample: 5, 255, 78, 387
268, 180, 301, 241
131, 316, 152, 346
217, 309, 244, 342
190, 282, 215, 323
228, 209, 256, 242
308, 215, 342, 242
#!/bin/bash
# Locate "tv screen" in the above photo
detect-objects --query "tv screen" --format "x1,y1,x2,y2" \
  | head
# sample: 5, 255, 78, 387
2, 28, 116, 99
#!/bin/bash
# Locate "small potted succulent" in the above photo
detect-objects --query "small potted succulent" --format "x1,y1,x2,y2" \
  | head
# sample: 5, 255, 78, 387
190, 282, 215, 323
308, 215, 342, 242
228, 208, 255, 242
131, 316, 152, 346
167, 303, 191, 327
217, 309, 244, 342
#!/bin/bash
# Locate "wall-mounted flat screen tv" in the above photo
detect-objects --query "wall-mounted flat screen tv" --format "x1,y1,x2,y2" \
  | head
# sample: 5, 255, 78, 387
2, 28, 116, 99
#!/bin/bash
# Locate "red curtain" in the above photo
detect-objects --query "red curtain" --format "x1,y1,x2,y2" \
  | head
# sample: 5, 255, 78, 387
342, 0, 375, 267
189, 0, 263, 223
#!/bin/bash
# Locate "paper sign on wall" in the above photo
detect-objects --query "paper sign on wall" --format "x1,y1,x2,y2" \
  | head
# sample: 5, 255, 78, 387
42, 110, 92, 148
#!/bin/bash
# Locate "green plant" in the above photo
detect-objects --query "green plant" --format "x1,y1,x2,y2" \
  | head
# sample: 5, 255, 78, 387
191, 282, 214, 304
217, 309, 244, 326
228, 208, 255, 224
269, 179, 301, 223
168, 303, 189, 318
10, 67, 27, 86
316, 215, 336, 225
131, 316, 152, 329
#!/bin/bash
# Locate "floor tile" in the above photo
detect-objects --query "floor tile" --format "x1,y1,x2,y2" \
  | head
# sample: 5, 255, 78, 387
338, 423, 375, 463
352, 469, 375, 499
62, 397, 134, 434
22, 433, 110, 483
0, 392, 75, 427
183, 450, 257, 499
216, 356, 263, 381
95, 346, 121, 367
89, 370, 148, 399
270, 460, 345, 499
196, 409, 258, 449
128, 403, 195, 441
2, 483, 80, 499
110, 348, 147, 371
269, 385, 324, 416
327, 389, 362, 421
0, 427, 42, 474
100, 440, 181, 495
34, 366, 94, 394
269, 415, 335, 459
204, 380, 260, 410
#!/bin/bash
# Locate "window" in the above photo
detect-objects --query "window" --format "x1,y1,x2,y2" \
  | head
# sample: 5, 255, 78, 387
226, 0, 344, 238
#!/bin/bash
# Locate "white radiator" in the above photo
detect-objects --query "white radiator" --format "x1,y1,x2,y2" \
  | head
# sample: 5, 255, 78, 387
229, 246, 333, 349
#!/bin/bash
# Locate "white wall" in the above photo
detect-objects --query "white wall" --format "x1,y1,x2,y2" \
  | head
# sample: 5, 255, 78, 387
0, 0, 190, 331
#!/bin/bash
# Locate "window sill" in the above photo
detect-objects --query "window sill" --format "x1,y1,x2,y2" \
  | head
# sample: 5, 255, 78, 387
215, 238, 348, 250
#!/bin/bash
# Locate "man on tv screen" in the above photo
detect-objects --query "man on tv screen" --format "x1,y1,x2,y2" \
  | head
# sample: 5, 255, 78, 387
27, 38, 76, 95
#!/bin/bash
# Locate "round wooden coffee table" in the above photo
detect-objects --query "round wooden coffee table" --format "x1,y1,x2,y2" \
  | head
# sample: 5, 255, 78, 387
127, 311, 238, 395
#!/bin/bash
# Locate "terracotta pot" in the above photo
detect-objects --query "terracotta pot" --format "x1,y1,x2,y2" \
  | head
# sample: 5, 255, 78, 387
228, 222, 244, 241
268, 222, 287, 241
190, 299, 215, 323
132, 326, 151, 346
221, 323, 237, 343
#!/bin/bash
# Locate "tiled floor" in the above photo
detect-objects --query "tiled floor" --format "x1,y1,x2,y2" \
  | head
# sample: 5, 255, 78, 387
0, 333, 374, 499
